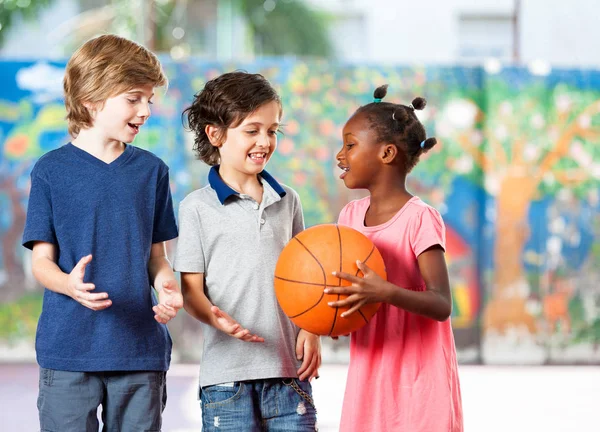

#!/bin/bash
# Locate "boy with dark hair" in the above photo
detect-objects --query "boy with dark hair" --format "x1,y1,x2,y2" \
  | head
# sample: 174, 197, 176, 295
175, 71, 320, 431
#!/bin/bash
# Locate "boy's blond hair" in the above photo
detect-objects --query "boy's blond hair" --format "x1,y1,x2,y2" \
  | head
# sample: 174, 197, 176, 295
63, 34, 167, 137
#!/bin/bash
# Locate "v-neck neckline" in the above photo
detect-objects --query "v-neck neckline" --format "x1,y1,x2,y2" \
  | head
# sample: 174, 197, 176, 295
67, 143, 134, 169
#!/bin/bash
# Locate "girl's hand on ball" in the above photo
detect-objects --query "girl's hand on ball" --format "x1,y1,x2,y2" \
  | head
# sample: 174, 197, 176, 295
210, 306, 265, 342
325, 260, 390, 317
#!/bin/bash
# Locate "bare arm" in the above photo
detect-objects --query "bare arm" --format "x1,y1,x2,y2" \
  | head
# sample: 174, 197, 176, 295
180, 272, 215, 325
181, 272, 264, 342
31, 241, 111, 311
148, 242, 182, 324
384, 246, 452, 321
327, 246, 452, 322
148, 242, 179, 291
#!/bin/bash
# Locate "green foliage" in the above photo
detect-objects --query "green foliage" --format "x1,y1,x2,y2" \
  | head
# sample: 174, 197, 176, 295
0, 0, 54, 47
234, 0, 333, 57
573, 318, 600, 346
0, 294, 42, 341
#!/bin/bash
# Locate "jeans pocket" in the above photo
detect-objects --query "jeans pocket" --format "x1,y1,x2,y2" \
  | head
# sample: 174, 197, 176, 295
153, 371, 166, 391
40, 368, 54, 387
293, 378, 313, 395
202, 382, 244, 407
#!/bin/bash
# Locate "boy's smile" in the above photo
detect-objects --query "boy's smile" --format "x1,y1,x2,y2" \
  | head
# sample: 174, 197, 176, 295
248, 151, 268, 164
127, 122, 143, 135
90, 84, 155, 145
216, 100, 281, 178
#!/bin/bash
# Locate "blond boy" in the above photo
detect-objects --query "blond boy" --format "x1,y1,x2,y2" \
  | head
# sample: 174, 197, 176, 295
22, 34, 182, 431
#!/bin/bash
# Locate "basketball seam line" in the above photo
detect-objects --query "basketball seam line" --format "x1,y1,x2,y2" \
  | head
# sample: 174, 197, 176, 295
284, 237, 328, 319
280, 228, 376, 333
356, 245, 376, 324
329, 224, 343, 336
274, 276, 351, 288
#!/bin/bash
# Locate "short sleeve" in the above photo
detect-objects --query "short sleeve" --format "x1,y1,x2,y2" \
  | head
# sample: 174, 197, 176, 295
410, 207, 446, 257
291, 189, 305, 237
152, 168, 178, 243
22, 169, 57, 250
172, 201, 205, 273
337, 203, 351, 226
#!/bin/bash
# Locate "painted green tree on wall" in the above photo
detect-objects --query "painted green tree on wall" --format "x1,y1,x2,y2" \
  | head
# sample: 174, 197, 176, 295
420, 71, 600, 359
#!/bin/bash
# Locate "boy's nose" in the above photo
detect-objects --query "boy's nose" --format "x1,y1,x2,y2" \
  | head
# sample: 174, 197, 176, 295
257, 134, 270, 148
138, 103, 151, 118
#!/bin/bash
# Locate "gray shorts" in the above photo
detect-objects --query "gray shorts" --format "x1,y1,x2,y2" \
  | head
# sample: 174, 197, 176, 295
37, 367, 167, 432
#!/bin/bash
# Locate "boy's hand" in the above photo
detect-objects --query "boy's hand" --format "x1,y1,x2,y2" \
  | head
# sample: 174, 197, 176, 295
210, 306, 265, 343
325, 260, 389, 317
296, 330, 321, 381
67, 254, 112, 311
153, 279, 183, 324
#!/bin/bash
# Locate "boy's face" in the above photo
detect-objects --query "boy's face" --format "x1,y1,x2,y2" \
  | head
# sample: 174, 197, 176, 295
88, 84, 155, 144
216, 100, 280, 175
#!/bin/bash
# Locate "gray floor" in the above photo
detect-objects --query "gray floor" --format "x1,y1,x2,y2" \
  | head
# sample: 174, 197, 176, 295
1, 363, 598, 431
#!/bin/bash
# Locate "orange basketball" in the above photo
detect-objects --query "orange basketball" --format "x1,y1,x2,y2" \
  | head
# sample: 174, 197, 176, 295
274, 224, 387, 337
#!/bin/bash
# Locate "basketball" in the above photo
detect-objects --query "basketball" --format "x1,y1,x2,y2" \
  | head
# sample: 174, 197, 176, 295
274, 224, 387, 337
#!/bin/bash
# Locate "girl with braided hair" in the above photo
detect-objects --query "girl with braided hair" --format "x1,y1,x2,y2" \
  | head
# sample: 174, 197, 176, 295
326, 85, 463, 431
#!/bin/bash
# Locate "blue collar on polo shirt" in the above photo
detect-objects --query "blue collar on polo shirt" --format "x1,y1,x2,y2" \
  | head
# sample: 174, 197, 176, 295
208, 165, 286, 205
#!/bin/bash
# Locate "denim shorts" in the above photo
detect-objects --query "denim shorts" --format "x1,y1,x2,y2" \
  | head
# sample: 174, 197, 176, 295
37, 367, 167, 432
200, 378, 317, 431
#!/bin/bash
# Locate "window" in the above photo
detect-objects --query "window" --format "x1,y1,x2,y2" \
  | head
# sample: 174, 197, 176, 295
458, 14, 515, 60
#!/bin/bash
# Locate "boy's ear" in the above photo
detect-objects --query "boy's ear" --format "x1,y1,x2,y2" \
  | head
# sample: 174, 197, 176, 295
205, 125, 222, 147
380, 143, 398, 164
83, 101, 98, 118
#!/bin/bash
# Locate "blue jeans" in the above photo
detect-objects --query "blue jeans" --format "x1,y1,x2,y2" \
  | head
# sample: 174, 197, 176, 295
37, 368, 167, 432
200, 378, 318, 431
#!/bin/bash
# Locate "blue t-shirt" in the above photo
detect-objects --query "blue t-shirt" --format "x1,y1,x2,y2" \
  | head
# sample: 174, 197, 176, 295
22, 143, 178, 372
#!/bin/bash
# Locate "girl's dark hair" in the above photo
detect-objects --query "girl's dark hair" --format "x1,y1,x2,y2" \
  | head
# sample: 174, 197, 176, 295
355, 84, 437, 172
183, 71, 282, 165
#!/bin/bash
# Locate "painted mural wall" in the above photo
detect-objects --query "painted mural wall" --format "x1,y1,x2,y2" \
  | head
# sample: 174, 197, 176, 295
0, 59, 598, 364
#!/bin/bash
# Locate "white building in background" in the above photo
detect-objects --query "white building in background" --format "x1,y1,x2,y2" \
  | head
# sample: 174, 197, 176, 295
1, 0, 600, 68
310, 0, 600, 68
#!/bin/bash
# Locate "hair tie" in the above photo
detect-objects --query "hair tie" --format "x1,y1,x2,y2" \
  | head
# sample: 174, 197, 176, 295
408, 103, 415, 110
420, 140, 426, 149
391, 111, 396, 121
373, 98, 382, 103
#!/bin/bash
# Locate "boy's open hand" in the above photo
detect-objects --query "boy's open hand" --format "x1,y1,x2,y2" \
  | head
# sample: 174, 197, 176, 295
325, 260, 389, 317
153, 279, 183, 324
296, 330, 321, 381
67, 254, 112, 311
211, 306, 265, 342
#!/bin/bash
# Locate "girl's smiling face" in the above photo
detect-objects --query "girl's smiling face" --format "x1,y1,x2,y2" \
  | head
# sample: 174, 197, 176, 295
336, 112, 387, 190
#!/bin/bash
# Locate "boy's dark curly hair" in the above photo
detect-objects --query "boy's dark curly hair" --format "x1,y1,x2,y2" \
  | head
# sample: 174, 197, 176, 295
355, 84, 437, 172
183, 71, 282, 165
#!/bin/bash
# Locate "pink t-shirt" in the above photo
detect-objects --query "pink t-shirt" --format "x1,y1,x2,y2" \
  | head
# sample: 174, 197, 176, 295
338, 196, 463, 432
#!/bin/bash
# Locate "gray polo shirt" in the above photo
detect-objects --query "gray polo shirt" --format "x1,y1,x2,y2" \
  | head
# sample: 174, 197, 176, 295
173, 166, 304, 388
